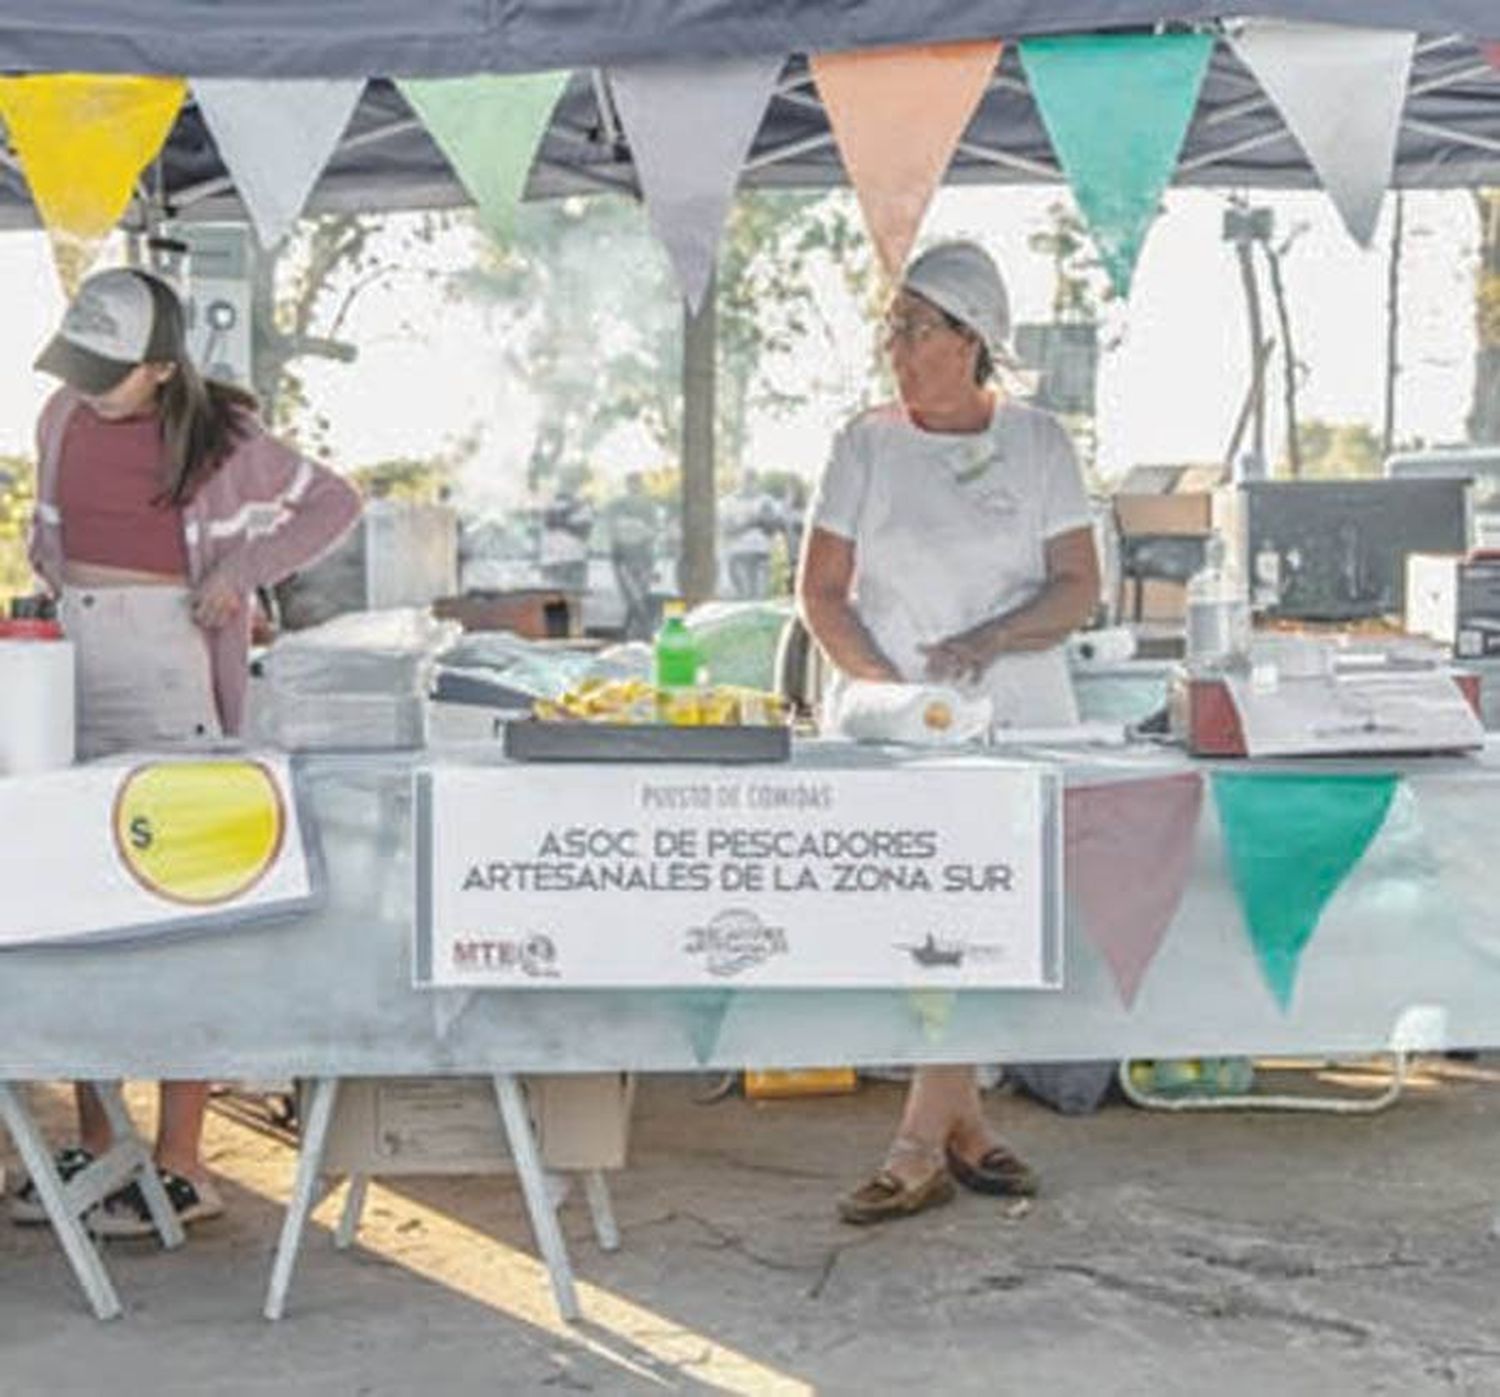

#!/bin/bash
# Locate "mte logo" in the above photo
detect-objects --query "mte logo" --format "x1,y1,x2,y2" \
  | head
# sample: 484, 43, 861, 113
451, 933, 559, 979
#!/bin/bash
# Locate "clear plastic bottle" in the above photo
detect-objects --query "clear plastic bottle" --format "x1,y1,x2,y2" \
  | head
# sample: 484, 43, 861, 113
653, 601, 701, 724
1186, 534, 1250, 671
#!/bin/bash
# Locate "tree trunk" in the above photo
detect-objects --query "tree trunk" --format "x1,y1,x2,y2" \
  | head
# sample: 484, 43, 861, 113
1235, 239, 1268, 475
1469, 191, 1500, 444
1383, 192, 1404, 456
1262, 240, 1300, 477
681, 276, 717, 603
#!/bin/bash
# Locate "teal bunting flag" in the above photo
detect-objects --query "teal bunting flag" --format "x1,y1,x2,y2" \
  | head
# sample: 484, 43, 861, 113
1019, 32, 1213, 296
1212, 772, 1398, 1009
397, 71, 569, 241
677, 989, 734, 1065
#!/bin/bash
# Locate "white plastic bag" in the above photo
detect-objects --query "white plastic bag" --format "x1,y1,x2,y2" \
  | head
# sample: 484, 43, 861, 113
825, 679, 992, 746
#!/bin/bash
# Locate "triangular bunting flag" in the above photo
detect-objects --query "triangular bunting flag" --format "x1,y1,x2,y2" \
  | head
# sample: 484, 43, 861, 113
0, 74, 186, 290
1486, 43, 1500, 70
1020, 33, 1212, 296
908, 989, 956, 1045
608, 56, 782, 312
1403, 782, 1500, 961
1212, 772, 1397, 1009
1065, 773, 1203, 1008
397, 72, 569, 242
811, 39, 1002, 279
1230, 20, 1415, 247
192, 79, 363, 250
677, 988, 734, 1066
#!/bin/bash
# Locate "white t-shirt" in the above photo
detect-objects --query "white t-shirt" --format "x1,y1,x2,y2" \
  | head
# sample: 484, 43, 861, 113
807, 399, 1092, 726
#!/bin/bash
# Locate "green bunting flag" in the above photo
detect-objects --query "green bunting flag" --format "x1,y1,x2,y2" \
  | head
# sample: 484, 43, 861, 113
1019, 32, 1212, 296
909, 989, 956, 1045
1212, 772, 1398, 1009
398, 71, 569, 241
677, 989, 734, 1066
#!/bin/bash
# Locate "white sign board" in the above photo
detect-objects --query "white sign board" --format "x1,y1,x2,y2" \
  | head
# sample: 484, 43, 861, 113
416, 761, 1062, 990
0, 755, 317, 950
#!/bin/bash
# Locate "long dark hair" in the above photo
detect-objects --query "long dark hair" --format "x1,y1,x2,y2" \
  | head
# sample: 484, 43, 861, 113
136, 272, 260, 506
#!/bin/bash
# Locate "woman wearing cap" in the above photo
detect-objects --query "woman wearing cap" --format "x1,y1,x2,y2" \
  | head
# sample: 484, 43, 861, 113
799, 240, 1100, 1225
16, 267, 361, 1236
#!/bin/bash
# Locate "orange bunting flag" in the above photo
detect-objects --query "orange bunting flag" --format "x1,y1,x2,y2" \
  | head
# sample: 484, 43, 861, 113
812, 39, 1002, 280
0, 73, 186, 290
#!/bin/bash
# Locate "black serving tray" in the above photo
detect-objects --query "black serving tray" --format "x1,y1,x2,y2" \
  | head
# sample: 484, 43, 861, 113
502, 720, 790, 763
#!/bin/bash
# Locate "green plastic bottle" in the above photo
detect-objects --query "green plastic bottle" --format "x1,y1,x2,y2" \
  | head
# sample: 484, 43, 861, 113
654, 601, 701, 724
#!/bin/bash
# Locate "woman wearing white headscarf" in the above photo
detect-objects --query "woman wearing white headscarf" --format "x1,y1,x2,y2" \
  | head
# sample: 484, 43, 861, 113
799, 240, 1100, 1225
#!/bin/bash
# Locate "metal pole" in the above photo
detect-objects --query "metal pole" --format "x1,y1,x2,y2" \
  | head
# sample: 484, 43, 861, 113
680, 274, 717, 603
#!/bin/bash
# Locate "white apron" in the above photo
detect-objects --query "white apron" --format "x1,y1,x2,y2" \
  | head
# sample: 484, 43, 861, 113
845, 417, 1080, 730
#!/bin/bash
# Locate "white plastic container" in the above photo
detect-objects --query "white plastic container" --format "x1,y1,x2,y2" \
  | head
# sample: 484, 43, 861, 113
0, 622, 75, 775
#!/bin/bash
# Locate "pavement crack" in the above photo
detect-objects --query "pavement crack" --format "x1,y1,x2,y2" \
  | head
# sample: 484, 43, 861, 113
672, 1209, 830, 1277
1034, 1262, 1371, 1342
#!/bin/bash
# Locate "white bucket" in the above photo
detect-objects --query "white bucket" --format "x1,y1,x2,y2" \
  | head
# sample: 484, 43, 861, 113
0, 635, 75, 775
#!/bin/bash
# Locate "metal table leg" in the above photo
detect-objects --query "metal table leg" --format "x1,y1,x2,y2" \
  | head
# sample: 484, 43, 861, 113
0, 1081, 121, 1321
492, 1072, 580, 1322
263, 1076, 339, 1321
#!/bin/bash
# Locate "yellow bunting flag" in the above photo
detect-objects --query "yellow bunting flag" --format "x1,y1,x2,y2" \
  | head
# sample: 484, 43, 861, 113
812, 40, 1002, 280
0, 73, 186, 290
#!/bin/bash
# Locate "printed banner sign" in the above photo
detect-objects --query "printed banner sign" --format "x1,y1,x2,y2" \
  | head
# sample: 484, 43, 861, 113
416, 762, 1062, 990
0, 756, 317, 949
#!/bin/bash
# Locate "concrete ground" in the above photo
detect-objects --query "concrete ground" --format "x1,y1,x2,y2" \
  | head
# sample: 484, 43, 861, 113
5, 1064, 1500, 1395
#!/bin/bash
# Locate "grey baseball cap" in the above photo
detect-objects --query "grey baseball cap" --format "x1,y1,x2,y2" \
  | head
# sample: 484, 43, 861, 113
901, 240, 1012, 358
34, 268, 184, 394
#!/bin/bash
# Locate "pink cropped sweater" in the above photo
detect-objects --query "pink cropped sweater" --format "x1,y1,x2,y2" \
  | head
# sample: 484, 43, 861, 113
30, 386, 362, 736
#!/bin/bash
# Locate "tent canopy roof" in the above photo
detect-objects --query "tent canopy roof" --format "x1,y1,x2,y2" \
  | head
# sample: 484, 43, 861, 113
0, 22, 1498, 232
0, 2, 1495, 78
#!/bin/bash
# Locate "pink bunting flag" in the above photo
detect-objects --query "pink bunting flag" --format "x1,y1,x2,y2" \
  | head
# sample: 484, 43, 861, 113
811, 39, 1002, 279
1064, 772, 1204, 1008
1486, 43, 1500, 69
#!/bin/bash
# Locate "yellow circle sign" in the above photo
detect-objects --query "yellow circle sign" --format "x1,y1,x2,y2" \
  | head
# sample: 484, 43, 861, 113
112, 761, 286, 906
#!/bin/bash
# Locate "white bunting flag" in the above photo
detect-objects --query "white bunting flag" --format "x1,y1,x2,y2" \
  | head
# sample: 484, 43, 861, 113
1230, 20, 1415, 247
607, 55, 784, 312
192, 79, 364, 249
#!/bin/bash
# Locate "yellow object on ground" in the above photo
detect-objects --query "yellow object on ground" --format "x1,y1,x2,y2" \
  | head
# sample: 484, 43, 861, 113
744, 1069, 859, 1100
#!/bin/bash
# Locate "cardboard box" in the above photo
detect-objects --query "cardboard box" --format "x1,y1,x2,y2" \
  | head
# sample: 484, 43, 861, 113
1113, 492, 1214, 537
432, 590, 580, 639
1406, 554, 1500, 656
315, 1074, 635, 1176
1136, 578, 1189, 623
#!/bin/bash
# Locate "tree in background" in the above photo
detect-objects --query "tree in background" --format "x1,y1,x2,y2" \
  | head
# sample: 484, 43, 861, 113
1469, 191, 1500, 444
451, 190, 876, 496
0, 454, 36, 602
1028, 200, 1111, 326
250, 212, 452, 460
1286, 420, 1383, 479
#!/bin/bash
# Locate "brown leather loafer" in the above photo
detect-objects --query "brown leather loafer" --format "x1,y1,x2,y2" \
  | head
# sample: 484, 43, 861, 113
837, 1166, 956, 1225
945, 1142, 1039, 1198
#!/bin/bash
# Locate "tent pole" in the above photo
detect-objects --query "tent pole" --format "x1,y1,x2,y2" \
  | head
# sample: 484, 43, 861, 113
681, 272, 717, 603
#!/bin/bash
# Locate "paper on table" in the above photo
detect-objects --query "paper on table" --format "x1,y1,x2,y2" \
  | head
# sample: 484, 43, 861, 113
1223, 668, 1483, 756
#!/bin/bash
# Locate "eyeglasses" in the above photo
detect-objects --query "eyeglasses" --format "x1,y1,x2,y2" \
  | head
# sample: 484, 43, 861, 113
880, 311, 953, 345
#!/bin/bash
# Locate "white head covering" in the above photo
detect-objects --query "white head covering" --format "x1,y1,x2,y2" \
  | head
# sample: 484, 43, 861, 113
900, 240, 1012, 360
